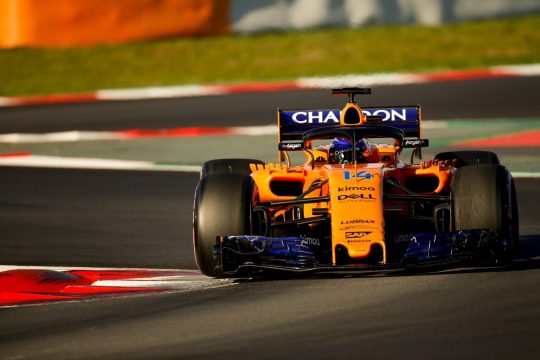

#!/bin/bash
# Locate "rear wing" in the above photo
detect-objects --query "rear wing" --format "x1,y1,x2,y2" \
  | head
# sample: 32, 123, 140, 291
278, 106, 422, 143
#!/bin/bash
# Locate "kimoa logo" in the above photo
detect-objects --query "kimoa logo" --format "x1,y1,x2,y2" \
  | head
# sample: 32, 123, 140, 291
394, 234, 412, 244
301, 236, 320, 246
338, 186, 375, 192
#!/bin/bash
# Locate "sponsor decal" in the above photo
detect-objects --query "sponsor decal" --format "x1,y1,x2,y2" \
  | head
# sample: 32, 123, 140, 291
362, 109, 407, 121
403, 139, 421, 147
301, 236, 321, 246
343, 170, 374, 181
289, 109, 410, 124
340, 219, 375, 225
402, 139, 429, 148
345, 231, 371, 239
338, 186, 375, 192
338, 193, 375, 201
291, 111, 340, 124
394, 234, 412, 244
279, 142, 303, 150
347, 239, 371, 243
340, 225, 363, 231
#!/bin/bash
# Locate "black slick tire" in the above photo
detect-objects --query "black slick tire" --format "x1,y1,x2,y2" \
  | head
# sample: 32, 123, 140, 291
201, 158, 264, 178
193, 173, 253, 277
435, 150, 500, 168
451, 164, 519, 262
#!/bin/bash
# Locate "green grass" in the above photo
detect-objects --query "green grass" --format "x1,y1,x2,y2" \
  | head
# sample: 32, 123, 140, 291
1, 15, 539, 96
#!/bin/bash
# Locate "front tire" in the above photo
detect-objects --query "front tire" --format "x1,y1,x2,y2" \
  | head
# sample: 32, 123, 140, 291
201, 158, 264, 178
193, 173, 253, 277
451, 164, 519, 262
435, 150, 500, 168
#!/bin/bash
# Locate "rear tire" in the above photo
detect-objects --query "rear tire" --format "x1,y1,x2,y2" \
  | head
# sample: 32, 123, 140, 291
435, 150, 499, 168
451, 164, 519, 262
201, 158, 264, 178
193, 173, 253, 277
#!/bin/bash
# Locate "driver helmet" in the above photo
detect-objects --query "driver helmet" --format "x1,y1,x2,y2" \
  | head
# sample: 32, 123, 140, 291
328, 137, 371, 164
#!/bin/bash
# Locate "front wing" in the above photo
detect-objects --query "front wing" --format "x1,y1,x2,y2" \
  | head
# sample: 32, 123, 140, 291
213, 230, 505, 277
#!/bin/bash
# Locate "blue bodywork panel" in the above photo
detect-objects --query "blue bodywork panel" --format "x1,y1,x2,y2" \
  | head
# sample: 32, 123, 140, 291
215, 230, 496, 276
279, 106, 421, 140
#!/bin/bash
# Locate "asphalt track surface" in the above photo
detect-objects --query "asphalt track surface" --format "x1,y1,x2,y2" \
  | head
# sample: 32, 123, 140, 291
1, 77, 540, 359
2, 76, 540, 133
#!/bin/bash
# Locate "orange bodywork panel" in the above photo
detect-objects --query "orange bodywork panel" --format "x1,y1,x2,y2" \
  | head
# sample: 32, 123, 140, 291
326, 164, 385, 264
248, 158, 453, 266
250, 161, 387, 265
384, 160, 454, 194
250, 163, 322, 203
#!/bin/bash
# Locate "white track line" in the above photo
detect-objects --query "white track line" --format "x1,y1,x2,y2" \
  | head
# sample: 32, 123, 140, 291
297, 73, 424, 88
0, 125, 278, 144
1, 154, 539, 177
0, 122, 450, 144
0, 155, 201, 172
495, 63, 540, 76
96, 85, 224, 101
230, 124, 278, 136
0, 265, 184, 272
0, 131, 124, 143
0, 64, 539, 107
511, 172, 540, 178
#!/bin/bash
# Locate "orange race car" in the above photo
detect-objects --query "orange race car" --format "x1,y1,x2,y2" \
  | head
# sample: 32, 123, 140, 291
193, 88, 519, 277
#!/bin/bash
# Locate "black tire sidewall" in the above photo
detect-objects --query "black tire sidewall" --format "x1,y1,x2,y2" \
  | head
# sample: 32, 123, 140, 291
451, 164, 517, 260
201, 159, 264, 178
435, 150, 500, 168
193, 173, 253, 276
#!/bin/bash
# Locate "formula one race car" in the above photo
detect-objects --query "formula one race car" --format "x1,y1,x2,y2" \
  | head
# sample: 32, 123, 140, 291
193, 88, 519, 277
